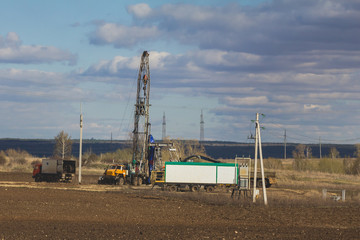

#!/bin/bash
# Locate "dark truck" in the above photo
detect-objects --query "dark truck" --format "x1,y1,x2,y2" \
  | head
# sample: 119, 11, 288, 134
32, 159, 76, 182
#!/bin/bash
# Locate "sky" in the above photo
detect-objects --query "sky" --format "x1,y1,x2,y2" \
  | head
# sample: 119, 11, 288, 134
1, 0, 360, 144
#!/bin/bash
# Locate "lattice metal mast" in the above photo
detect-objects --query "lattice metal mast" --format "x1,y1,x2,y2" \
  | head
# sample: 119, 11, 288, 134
132, 51, 151, 177
162, 112, 166, 140
200, 110, 204, 141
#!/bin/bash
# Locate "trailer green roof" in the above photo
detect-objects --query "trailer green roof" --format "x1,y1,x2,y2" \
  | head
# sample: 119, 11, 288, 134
165, 162, 236, 167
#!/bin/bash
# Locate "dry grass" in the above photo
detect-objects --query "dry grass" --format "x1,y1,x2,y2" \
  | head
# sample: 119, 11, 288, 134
0, 149, 41, 173
271, 168, 360, 204
80, 167, 105, 175
0, 158, 41, 172
276, 169, 360, 189
1, 151, 359, 205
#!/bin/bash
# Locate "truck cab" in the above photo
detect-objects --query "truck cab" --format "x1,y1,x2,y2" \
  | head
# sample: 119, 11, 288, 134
106, 165, 126, 177
98, 164, 128, 185
32, 163, 42, 182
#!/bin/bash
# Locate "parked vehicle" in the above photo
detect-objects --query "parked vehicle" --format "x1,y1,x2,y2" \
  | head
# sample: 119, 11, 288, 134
98, 164, 128, 185
251, 171, 276, 188
151, 161, 276, 192
32, 159, 76, 182
151, 162, 238, 192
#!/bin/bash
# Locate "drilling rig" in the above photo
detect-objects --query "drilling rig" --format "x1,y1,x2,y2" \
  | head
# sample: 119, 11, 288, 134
128, 51, 177, 185
130, 51, 151, 185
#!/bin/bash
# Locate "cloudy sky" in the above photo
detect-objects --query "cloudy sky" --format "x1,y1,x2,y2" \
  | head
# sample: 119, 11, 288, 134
1, 0, 360, 144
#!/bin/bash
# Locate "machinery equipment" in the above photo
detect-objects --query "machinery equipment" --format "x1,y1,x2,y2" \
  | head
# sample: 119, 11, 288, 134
151, 158, 276, 192
130, 51, 151, 185
151, 162, 238, 192
98, 164, 128, 185
128, 51, 180, 185
32, 159, 75, 182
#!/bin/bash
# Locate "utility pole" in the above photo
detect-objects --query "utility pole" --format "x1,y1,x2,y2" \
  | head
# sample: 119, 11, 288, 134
252, 115, 259, 203
78, 103, 83, 184
284, 129, 287, 160
252, 113, 268, 205
200, 110, 204, 142
162, 112, 166, 140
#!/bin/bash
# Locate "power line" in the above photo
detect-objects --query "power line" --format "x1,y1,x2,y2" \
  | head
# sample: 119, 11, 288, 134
261, 118, 360, 144
117, 69, 137, 139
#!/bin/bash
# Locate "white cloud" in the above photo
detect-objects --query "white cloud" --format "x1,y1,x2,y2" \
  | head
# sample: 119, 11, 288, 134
0, 32, 77, 65
186, 50, 262, 68
149, 51, 171, 69
127, 3, 152, 18
304, 104, 331, 112
2, 1, 358, 141
89, 23, 160, 48
223, 96, 269, 106
0, 68, 66, 86
85, 51, 171, 76
5, 32, 21, 47
90, 6, 360, 77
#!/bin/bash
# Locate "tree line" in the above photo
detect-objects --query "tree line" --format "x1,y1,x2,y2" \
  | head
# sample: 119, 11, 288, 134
292, 144, 360, 174
1, 130, 360, 176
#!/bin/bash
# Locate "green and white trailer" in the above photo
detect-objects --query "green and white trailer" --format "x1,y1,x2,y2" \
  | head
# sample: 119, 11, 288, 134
151, 162, 239, 192
151, 161, 276, 192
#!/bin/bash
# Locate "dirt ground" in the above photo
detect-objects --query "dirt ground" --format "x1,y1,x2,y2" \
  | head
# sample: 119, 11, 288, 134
0, 172, 359, 239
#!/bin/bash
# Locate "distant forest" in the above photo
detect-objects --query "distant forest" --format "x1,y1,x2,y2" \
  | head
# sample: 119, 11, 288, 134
0, 138, 357, 159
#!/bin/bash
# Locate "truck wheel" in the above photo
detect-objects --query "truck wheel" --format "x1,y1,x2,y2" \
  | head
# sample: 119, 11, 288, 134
119, 178, 125, 185
137, 177, 143, 185
132, 177, 138, 186
257, 179, 271, 188
206, 186, 214, 193
35, 175, 41, 182
257, 179, 270, 188
190, 185, 200, 192
265, 179, 271, 188
168, 185, 177, 192
250, 180, 254, 188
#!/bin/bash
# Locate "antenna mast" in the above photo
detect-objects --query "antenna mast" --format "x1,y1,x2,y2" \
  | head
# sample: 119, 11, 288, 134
200, 110, 204, 141
162, 112, 166, 140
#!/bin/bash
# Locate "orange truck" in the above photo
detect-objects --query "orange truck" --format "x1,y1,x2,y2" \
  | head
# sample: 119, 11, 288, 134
98, 164, 128, 185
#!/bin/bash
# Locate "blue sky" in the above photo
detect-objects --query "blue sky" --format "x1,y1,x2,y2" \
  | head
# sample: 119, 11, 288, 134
1, 0, 360, 144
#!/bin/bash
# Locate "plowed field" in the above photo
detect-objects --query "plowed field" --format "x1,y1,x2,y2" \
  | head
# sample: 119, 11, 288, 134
0, 172, 359, 239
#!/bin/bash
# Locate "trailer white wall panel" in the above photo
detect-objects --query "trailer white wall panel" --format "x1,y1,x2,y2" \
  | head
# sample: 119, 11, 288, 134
166, 165, 217, 184
217, 166, 237, 184
56, 160, 63, 173
42, 159, 57, 174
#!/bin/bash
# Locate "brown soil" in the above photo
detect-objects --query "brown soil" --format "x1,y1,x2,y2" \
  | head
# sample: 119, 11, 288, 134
0, 172, 359, 239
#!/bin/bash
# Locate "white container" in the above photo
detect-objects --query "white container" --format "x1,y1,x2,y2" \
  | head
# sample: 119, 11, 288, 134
41, 159, 58, 174
217, 166, 237, 184
165, 162, 238, 185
